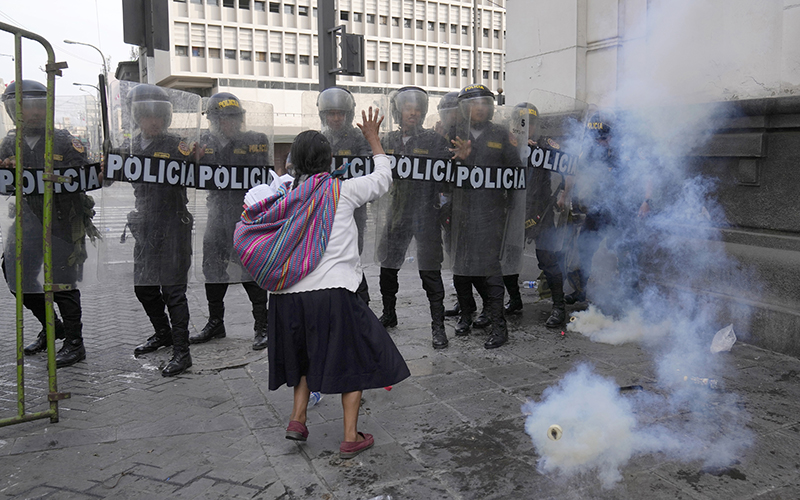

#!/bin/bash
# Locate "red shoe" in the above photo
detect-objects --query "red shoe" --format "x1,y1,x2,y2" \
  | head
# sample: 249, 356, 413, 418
340, 432, 374, 459
285, 420, 309, 441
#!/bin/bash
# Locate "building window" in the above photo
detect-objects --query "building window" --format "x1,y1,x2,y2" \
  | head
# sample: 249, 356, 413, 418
299, 5, 309, 16
284, 4, 293, 14
285, 54, 295, 64
299, 55, 310, 65
392, 17, 400, 26
493, 71, 500, 79
190, 0, 202, 4
451, 68, 457, 76
427, 65, 434, 74
239, 0, 250, 9
254, 1, 265, 11
493, 29, 500, 39
461, 26, 467, 35
367, 13, 375, 23
340, 11, 349, 21
256, 51, 267, 61
174, 0, 186, 3
367, 61, 375, 70
240, 50, 252, 61
439, 23, 446, 32
224, 49, 236, 59
403, 18, 411, 28
415, 20, 423, 29
392, 62, 400, 71
223, 0, 234, 7
209, 48, 221, 58
439, 67, 446, 75
404, 63, 411, 73
428, 21, 434, 31
175, 45, 189, 56
416, 64, 423, 73
461, 68, 468, 77
483, 28, 489, 37
380, 61, 388, 71
353, 12, 362, 22
380, 15, 388, 25
207, 0, 218, 5
192, 47, 205, 57
450, 24, 456, 33
270, 52, 281, 62
269, 2, 279, 13
482, 70, 489, 79
314, 56, 319, 65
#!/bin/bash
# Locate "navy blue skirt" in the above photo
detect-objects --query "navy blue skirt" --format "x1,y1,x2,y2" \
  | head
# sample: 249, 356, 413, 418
267, 288, 411, 394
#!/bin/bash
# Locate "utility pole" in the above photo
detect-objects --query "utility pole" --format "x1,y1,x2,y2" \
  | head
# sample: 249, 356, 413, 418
318, 0, 337, 90
473, 0, 479, 83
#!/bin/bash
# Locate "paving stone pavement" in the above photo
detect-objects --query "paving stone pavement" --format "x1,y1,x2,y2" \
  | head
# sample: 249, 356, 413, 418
1, 262, 800, 499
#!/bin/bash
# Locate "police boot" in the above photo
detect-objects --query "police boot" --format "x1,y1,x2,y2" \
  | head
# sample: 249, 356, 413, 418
379, 296, 398, 328
252, 309, 269, 351
484, 314, 508, 349
455, 310, 473, 336
444, 301, 461, 317
545, 276, 567, 328
162, 332, 192, 377
190, 317, 226, 344
473, 310, 492, 328
134, 324, 173, 356
430, 303, 448, 349
24, 318, 65, 355
503, 274, 523, 316
56, 322, 86, 368
564, 270, 586, 305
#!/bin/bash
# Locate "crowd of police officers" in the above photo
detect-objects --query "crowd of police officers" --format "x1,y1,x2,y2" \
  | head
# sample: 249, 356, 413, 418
1, 78, 630, 376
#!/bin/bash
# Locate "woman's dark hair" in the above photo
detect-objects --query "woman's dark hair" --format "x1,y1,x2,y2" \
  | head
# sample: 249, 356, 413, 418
290, 130, 332, 187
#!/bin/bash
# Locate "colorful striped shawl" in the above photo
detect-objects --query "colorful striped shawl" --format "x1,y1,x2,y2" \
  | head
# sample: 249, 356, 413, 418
233, 173, 341, 291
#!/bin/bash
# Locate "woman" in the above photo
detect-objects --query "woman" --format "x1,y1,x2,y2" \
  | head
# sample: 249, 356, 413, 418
236, 108, 409, 459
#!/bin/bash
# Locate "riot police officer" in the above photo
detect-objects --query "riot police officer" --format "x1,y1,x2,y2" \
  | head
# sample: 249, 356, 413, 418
514, 102, 571, 327
377, 87, 450, 349
0, 80, 94, 368
449, 84, 522, 349
317, 86, 371, 302
126, 84, 194, 377
190, 92, 270, 350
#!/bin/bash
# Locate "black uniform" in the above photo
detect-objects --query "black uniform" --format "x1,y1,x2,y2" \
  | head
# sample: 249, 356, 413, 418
199, 130, 269, 328
450, 122, 521, 343
1, 129, 91, 357
128, 133, 193, 353
378, 127, 450, 334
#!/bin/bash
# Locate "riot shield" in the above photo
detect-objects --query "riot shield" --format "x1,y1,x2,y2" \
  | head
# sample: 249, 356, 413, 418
522, 90, 590, 252
194, 97, 274, 284
0, 92, 104, 294
446, 96, 526, 277
373, 87, 452, 272
100, 80, 201, 286
302, 88, 389, 262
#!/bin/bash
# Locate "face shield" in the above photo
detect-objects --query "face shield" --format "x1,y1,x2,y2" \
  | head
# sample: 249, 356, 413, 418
5, 96, 47, 131
132, 100, 173, 132
459, 96, 494, 126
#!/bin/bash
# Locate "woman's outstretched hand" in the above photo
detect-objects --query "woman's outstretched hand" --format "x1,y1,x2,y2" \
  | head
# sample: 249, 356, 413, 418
357, 107, 385, 156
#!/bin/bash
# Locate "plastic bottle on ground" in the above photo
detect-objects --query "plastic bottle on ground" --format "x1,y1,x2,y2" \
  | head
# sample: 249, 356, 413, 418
308, 391, 322, 407
522, 280, 538, 289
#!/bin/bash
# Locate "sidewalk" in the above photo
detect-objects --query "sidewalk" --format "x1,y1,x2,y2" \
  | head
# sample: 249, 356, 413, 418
1, 264, 800, 499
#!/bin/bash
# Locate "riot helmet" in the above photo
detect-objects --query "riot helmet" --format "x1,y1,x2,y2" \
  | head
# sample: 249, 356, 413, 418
2, 80, 48, 133
206, 92, 245, 137
513, 102, 539, 140
458, 84, 495, 124
129, 84, 173, 135
586, 111, 612, 142
317, 87, 355, 132
390, 86, 428, 131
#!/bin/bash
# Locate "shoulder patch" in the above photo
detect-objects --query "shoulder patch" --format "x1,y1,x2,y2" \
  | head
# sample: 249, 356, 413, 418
71, 138, 85, 153
487, 141, 503, 149
546, 138, 560, 150
178, 141, 192, 156
153, 152, 171, 159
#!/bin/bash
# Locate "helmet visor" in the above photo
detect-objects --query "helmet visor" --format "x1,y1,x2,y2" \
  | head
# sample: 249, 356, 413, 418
132, 100, 173, 124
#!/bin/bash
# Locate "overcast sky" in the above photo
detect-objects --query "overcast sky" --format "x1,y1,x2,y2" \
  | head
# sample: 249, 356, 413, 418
0, 1, 133, 97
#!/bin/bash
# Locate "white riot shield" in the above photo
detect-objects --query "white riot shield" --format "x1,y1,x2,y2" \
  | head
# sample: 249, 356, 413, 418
0, 94, 103, 294
373, 87, 452, 272
303, 88, 389, 261
99, 80, 201, 286
194, 98, 274, 284
449, 98, 526, 277
522, 90, 590, 252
